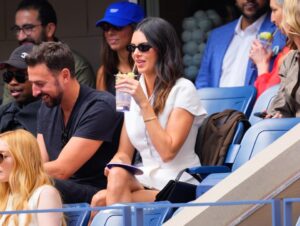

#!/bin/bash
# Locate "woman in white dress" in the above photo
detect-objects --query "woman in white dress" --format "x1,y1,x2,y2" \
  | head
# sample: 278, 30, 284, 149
91, 17, 206, 207
0, 129, 65, 226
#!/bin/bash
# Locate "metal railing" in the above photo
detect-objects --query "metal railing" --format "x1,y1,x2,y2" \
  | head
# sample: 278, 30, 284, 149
0, 198, 287, 226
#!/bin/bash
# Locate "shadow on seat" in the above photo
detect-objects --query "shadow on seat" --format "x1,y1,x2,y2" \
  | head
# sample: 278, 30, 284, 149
90, 201, 172, 226
63, 203, 90, 226
249, 84, 280, 125
192, 118, 300, 197
197, 86, 256, 117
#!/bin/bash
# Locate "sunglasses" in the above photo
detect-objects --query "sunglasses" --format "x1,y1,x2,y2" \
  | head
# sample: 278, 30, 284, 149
100, 23, 124, 32
126, 43, 153, 53
3, 71, 28, 84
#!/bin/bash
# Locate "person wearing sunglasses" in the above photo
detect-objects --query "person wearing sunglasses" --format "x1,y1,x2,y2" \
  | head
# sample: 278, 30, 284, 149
2, 0, 95, 106
0, 43, 40, 135
90, 17, 207, 208
95, 1, 144, 95
0, 129, 65, 226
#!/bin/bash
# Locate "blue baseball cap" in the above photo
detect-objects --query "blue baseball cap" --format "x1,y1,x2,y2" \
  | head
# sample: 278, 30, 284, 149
96, 1, 144, 27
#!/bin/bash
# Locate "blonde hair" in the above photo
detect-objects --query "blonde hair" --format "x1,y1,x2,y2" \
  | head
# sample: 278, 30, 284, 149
0, 130, 52, 226
282, 0, 300, 37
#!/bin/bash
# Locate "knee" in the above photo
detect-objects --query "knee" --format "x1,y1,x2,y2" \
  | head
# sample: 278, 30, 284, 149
107, 167, 132, 191
91, 190, 107, 207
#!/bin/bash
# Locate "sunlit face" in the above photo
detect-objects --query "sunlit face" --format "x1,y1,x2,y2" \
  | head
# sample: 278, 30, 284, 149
236, 0, 269, 21
104, 25, 134, 52
15, 9, 47, 45
5, 67, 33, 104
270, 0, 283, 28
131, 30, 157, 77
0, 140, 14, 183
28, 63, 64, 107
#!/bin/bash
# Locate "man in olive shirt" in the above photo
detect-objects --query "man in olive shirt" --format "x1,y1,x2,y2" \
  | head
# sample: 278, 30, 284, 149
3, 0, 95, 105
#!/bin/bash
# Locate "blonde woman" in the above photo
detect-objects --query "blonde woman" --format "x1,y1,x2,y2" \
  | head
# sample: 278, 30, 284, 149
0, 129, 65, 226
266, 0, 300, 118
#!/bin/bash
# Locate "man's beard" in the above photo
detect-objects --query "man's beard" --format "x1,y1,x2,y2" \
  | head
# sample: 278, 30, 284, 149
238, 1, 270, 23
18, 29, 48, 45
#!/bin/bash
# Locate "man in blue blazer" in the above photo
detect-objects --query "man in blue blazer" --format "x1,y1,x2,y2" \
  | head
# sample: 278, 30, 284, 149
195, 0, 286, 89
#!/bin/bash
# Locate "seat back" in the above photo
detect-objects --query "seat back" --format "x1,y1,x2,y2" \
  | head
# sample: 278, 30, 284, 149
197, 86, 256, 117
90, 201, 171, 226
63, 203, 90, 226
249, 84, 280, 125
232, 118, 300, 171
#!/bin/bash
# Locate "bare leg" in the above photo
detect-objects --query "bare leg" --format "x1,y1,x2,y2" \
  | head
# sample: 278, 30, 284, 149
106, 167, 144, 205
89, 189, 107, 224
132, 189, 159, 202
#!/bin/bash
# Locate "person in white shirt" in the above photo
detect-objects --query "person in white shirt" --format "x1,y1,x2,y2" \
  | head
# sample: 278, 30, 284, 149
0, 129, 65, 226
90, 17, 206, 208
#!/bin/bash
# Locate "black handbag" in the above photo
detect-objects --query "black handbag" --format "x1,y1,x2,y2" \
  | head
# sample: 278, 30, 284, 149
155, 169, 199, 203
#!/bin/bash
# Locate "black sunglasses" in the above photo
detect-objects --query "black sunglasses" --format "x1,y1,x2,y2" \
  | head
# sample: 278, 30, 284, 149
100, 23, 124, 32
126, 43, 153, 53
3, 71, 28, 84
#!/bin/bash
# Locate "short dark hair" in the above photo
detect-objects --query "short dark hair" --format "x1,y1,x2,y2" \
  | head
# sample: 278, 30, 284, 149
26, 42, 75, 77
16, 0, 57, 26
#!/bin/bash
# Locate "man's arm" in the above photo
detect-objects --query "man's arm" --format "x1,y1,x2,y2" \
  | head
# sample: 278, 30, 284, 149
38, 134, 102, 179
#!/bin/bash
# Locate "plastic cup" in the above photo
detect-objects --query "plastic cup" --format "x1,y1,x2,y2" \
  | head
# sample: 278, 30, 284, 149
116, 90, 131, 112
115, 72, 135, 112
257, 32, 273, 53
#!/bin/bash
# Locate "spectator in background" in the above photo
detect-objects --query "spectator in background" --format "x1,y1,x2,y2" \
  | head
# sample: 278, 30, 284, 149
2, 0, 95, 105
0, 129, 65, 226
95, 1, 144, 95
0, 43, 40, 135
26, 42, 123, 203
194, 0, 286, 89
265, 0, 300, 118
250, 0, 290, 98
91, 17, 206, 207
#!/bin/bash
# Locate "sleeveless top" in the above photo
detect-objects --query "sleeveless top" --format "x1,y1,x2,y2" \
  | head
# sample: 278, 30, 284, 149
0, 185, 53, 226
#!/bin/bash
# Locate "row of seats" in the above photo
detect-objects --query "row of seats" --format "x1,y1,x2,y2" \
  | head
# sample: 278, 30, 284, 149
65, 84, 299, 226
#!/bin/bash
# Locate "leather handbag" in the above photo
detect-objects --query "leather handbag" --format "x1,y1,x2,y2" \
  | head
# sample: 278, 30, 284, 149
155, 169, 198, 203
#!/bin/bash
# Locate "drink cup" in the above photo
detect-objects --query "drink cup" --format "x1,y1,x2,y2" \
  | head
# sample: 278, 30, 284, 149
115, 72, 135, 112
257, 32, 273, 53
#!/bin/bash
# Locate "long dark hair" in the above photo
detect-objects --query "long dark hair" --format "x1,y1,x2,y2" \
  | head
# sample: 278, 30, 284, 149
98, 26, 135, 91
136, 17, 183, 115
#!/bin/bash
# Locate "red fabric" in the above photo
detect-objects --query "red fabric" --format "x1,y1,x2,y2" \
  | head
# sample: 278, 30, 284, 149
254, 46, 290, 98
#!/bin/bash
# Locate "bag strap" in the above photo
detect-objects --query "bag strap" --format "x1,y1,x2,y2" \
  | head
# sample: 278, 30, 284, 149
175, 168, 202, 182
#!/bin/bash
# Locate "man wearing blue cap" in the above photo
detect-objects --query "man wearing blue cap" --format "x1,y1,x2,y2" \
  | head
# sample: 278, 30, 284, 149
95, 1, 144, 94
0, 43, 40, 135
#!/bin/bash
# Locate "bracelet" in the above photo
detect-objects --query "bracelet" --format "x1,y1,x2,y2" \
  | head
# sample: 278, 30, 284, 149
144, 116, 157, 123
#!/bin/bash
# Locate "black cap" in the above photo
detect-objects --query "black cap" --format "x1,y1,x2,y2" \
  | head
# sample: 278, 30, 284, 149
0, 43, 34, 70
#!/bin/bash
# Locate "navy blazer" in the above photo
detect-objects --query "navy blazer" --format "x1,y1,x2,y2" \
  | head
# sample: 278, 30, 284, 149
195, 13, 286, 88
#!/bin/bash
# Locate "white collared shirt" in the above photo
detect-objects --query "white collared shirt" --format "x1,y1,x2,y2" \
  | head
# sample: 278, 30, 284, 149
220, 13, 267, 87
125, 75, 207, 190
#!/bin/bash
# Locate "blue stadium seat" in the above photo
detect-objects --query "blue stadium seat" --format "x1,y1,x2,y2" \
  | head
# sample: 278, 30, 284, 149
90, 201, 172, 226
249, 84, 280, 125
197, 86, 256, 117
192, 118, 300, 197
63, 203, 90, 226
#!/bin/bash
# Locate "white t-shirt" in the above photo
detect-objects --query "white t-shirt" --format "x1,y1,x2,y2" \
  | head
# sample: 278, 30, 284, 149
125, 76, 207, 190
220, 14, 267, 87
0, 185, 53, 226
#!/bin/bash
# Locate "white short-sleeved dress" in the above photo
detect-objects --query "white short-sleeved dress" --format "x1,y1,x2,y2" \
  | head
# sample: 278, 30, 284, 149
125, 76, 207, 190
0, 185, 55, 226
